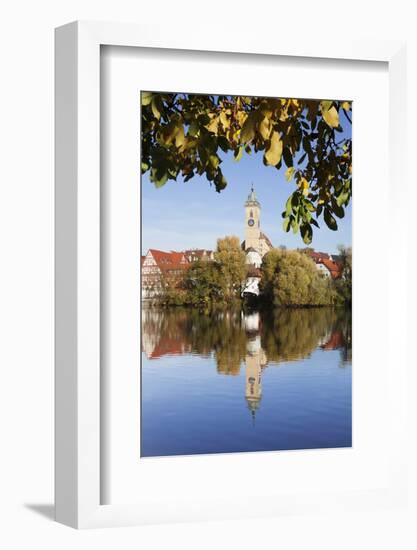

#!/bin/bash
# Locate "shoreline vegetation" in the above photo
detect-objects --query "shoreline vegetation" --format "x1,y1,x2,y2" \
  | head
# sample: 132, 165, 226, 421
144, 237, 352, 310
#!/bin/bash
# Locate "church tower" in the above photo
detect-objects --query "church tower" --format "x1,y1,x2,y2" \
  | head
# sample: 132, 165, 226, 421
244, 186, 261, 251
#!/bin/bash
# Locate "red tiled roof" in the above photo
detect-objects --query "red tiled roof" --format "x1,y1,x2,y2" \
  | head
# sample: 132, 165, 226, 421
321, 258, 343, 279
148, 249, 189, 272
308, 250, 330, 261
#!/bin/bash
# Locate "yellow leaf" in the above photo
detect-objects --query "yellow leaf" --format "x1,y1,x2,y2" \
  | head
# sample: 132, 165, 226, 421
175, 125, 185, 148
161, 121, 179, 146
258, 117, 270, 140
141, 92, 153, 106
285, 167, 295, 182
236, 110, 248, 127
206, 116, 219, 135
299, 177, 309, 196
219, 111, 230, 130
151, 97, 161, 120
264, 131, 283, 166
341, 101, 351, 111
322, 105, 339, 128
240, 112, 258, 144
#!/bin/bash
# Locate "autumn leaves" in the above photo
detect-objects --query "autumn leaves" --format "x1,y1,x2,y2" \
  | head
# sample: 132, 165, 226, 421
141, 93, 352, 244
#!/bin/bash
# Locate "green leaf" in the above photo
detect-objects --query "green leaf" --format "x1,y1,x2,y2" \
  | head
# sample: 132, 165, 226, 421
151, 167, 168, 188
292, 218, 299, 234
234, 147, 243, 162
324, 209, 338, 230
298, 152, 307, 165
285, 195, 293, 217
336, 191, 350, 207
240, 112, 257, 144
304, 201, 316, 212
141, 161, 149, 172
283, 147, 293, 168
188, 120, 199, 137
214, 172, 227, 192
332, 203, 345, 218
209, 154, 220, 169
300, 223, 313, 244
264, 131, 283, 166
283, 217, 291, 232
291, 192, 300, 209
217, 136, 230, 152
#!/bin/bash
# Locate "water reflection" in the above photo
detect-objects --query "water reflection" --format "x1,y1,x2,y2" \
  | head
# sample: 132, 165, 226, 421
142, 307, 351, 419
142, 307, 351, 366
141, 307, 352, 456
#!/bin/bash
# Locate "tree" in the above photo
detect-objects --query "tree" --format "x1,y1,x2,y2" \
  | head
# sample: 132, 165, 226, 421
260, 248, 335, 306
182, 259, 223, 307
141, 93, 352, 244
214, 236, 247, 301
333, 245, 352, 306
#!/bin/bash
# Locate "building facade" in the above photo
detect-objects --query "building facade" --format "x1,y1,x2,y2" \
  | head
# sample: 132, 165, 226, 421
241, 187, 273, 296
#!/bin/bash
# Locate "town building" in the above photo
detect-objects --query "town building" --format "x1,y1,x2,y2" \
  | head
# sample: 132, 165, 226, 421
141, 186, 344, 300
304, 250, 343, 279
183, 249, 214, 263
241, 186, 273, 296
141, 249, 189, 300
141, 248, 214, 300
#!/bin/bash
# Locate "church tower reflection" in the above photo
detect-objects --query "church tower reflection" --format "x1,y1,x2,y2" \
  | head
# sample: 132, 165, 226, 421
243, 312, 267, 422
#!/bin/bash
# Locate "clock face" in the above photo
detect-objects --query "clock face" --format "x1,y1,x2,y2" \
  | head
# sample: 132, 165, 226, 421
248, 218, 255, 227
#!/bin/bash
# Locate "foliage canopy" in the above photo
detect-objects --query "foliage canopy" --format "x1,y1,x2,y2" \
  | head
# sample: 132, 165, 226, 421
141, 93, 352, 244
260, 249, 336, 306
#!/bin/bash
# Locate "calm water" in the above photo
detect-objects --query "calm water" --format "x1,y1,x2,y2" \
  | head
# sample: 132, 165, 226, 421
141, 307, 352, 457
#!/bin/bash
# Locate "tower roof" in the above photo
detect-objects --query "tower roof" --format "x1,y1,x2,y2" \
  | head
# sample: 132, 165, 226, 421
245, 185, 260, 207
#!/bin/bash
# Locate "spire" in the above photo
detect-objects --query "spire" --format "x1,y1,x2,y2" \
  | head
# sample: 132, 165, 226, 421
245, 184, 260, 207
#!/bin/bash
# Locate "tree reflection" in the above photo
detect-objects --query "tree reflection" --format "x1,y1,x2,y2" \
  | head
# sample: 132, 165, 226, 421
142, 307, 352, 374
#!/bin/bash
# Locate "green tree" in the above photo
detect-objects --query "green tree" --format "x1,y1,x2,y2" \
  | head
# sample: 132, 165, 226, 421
214, 236, 247, 301
141, 93, 352, 244
334, 245, 352, 306
260, 248, 334, 306
182, 260, 223, 307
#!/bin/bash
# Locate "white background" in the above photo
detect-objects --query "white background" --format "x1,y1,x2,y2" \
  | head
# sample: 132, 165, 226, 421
1, 1, 416, 548
103, 47, 393, 510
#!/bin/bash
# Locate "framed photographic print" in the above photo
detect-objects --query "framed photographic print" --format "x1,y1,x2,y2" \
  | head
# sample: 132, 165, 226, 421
55, 21, 408, 528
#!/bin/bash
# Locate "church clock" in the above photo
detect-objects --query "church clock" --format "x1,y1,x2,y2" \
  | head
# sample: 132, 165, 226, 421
248, 218, 255, 227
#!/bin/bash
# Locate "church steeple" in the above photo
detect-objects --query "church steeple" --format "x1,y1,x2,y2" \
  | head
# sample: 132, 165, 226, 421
244, 185, 261, 251
245, 184, 260, 208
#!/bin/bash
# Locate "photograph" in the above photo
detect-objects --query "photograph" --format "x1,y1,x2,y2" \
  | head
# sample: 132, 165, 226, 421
140, 92, 352, 457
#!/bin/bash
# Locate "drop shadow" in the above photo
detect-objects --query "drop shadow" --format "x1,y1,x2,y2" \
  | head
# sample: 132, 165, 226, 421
24, 503, 55, 521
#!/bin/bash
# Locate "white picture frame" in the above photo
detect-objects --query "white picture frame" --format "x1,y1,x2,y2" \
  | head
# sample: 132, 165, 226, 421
55, 20, 407, 529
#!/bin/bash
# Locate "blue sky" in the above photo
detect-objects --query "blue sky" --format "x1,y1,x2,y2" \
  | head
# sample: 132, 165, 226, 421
142, 108, 352, 256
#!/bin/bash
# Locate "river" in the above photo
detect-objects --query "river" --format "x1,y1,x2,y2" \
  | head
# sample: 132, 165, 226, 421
141, 307, 352, 457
